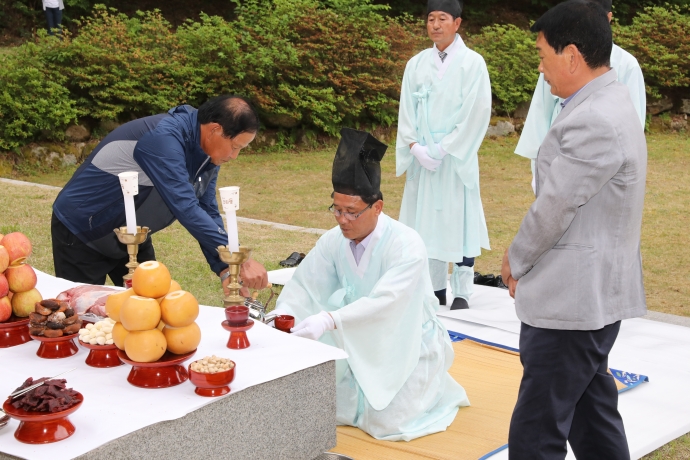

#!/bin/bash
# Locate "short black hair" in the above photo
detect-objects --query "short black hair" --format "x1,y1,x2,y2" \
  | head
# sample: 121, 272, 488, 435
591, 0, 612, 13
197, 95, 260, 139
531, 0, 612, 69
331, 191, 383, 206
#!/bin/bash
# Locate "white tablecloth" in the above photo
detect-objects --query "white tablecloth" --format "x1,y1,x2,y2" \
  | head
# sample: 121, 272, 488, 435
0, 271, 347, 460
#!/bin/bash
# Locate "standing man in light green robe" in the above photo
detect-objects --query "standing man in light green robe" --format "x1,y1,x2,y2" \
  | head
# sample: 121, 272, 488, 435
515, 0, 646, 193
273, 128, 469, 441
396, 0, 491, 310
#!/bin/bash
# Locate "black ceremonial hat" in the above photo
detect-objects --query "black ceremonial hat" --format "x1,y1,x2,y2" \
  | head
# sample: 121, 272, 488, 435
332, 128, 387, 198
427, 0, 463, 17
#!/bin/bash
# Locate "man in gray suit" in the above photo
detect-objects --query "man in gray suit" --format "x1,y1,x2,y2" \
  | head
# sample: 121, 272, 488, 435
501, 1, 647, 458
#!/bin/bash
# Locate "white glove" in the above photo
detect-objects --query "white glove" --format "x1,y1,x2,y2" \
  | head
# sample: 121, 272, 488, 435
291, 311, 335, 340
435, 143, 450, 159
410, 143, 442, 172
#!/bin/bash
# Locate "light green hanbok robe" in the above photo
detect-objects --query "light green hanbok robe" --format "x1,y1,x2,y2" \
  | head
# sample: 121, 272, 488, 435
396, 34, 491, 263
275, 214, 469, 441
515, 44, 646, 165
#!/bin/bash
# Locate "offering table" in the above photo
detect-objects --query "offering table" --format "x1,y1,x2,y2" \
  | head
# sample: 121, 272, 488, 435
0, 271, 346, 460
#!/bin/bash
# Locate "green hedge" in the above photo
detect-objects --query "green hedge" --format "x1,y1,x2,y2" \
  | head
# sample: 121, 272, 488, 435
0, 43, 78, 150
469, 24, 539, 115
613, 6, 690, 100
0, 1, 688, 150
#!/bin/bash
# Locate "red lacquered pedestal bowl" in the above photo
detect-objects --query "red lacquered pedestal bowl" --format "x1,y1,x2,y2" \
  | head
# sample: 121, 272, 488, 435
221, 319, 254, 349
188, 363, 236, 397
2, 392, 84, 444
117, 349, 196, 389
0, 315, 32, 348
274, 315, 295, 333
79, 340, 122, 368
225, 305, 249, 324
30, 334, 79, 359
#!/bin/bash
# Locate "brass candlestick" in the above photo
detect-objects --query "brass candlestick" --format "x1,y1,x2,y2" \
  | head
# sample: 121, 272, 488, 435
217, 246, 252, 308
114, 226, 151, 285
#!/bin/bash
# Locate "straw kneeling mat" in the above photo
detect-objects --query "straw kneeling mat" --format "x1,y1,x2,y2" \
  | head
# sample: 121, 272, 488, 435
331, 340, 521, 460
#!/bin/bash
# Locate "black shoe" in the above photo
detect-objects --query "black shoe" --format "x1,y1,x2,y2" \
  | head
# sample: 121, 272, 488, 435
496, 275, 508, 290
279, 252, 305, 267
450, 297, 469, 310
434, 289, 447, 306
474, 272, 496, 286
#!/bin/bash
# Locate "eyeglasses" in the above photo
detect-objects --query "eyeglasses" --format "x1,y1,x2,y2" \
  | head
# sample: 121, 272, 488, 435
328, 203, 372, 221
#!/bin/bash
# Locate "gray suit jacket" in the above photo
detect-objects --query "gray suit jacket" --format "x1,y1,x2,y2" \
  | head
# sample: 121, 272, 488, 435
509, 69, 647, 330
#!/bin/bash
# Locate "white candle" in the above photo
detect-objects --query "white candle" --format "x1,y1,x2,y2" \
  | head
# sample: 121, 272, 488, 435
118, 172, 139, 234
226, 208, 240, 253
219, 186, 240, 253
124, 197, 137, 235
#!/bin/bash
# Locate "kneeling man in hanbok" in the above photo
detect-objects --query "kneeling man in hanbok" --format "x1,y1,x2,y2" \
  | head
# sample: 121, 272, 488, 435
273, 128, 469, 441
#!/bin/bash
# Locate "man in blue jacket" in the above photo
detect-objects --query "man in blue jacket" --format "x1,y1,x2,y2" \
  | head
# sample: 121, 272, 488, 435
52, 95, 268, 293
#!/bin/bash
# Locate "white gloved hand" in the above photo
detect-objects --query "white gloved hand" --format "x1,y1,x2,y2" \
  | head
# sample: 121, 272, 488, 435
410, 143, 442, 171
435, 143, 450, 159
291, 311, 335, 340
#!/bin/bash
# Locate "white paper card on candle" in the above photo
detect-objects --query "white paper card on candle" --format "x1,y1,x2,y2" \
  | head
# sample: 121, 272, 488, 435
219, 186, 240, 253
219, 186, 240, 213
118, 171, 139, 234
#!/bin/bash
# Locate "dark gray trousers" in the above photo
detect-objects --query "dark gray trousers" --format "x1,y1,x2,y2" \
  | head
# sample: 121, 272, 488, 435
508, 321, 630, 460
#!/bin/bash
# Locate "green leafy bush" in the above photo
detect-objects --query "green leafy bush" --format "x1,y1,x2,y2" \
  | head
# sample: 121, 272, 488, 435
469, 24, 540, 115
614, 6, 690, 99
0, 42, 77, 150
40, 7, 196, 121
179, 0, 423, 134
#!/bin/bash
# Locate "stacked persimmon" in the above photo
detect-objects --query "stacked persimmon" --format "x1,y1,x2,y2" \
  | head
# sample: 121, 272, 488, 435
104, 261, 201, 363
0, 232, 43, 322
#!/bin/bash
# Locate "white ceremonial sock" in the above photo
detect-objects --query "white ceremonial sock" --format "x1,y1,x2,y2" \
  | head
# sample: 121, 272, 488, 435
428, 259, 449, 292
450, 265, 474, 301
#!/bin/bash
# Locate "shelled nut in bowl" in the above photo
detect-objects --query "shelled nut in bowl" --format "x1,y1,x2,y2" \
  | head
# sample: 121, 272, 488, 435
188, 356, 236, 397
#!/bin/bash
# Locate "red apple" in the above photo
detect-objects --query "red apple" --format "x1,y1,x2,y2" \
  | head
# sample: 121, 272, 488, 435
0, 273, 8, 297
1, 232, 32, 266
5, 264, 37, 293
11, 288, 42, 317
0, 296, 11, 322
0, 245, 9, 272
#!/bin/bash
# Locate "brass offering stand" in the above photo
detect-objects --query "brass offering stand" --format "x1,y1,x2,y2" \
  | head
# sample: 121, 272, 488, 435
217, 245, 254, 349
217, 245, 252, 307
114, 226, 151, 286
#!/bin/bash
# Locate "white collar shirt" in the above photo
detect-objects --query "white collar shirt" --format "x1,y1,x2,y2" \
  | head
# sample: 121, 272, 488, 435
432, 34, 462, 80
348, 215, 383, 266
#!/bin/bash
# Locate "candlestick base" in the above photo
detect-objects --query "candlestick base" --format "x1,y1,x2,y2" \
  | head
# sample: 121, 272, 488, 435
217, 246, 252, 308
114, 226, 151, 286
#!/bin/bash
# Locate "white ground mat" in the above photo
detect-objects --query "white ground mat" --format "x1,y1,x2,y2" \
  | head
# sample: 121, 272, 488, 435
272, 268, 690, 459
0, 271, 347, 460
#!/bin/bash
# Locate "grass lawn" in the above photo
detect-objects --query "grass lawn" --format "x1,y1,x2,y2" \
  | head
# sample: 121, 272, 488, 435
3, 132, 689, 457
14, 132, 687, 316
